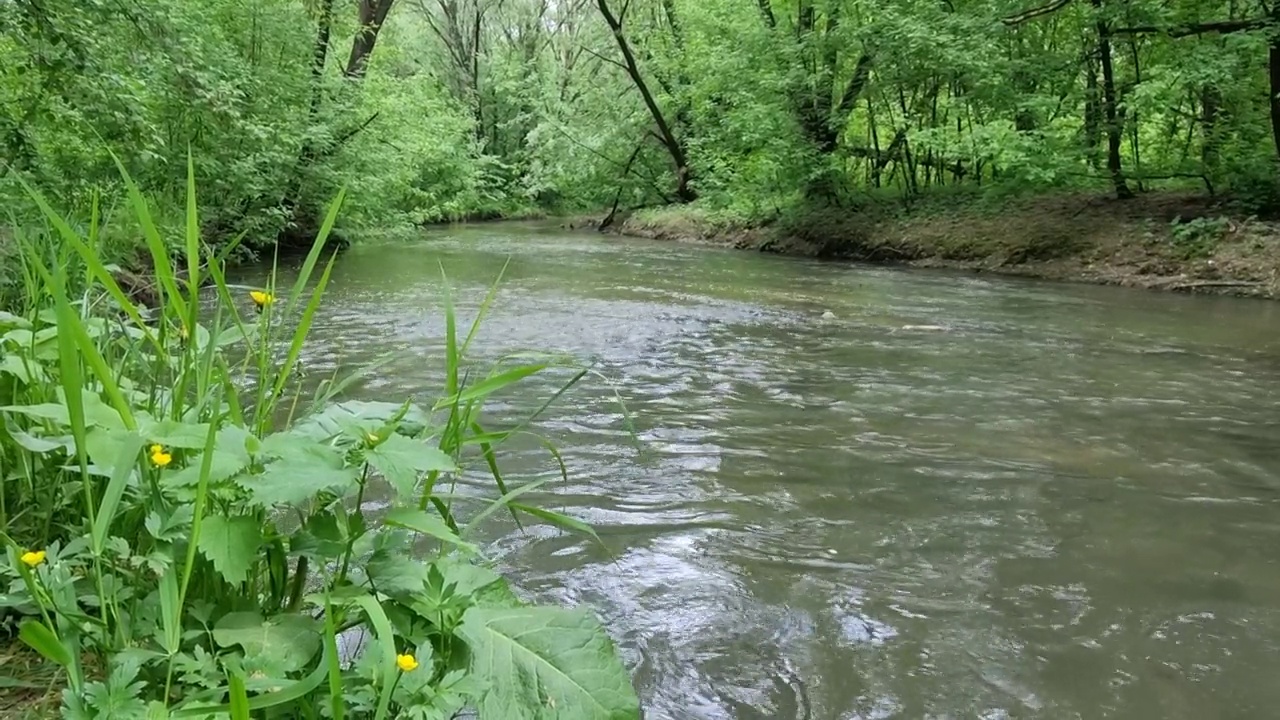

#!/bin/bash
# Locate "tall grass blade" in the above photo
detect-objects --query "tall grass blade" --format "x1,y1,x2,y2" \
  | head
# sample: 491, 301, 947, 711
185, 149, 201, 297
90, 434, 144, 554
269, 250, 338, 408
462, 476, 553, 536
441, 268, 458, 398
434, 364, 547, 407
158, 569, 180, 655
227, 669, 251, 720
459, 260, 509, 357
13, 177, 156, 349
321, 600, 345, 720
109, 151, 190, 321
351, 594, 398, 720
177, 398, 223, 608
30, 253, 136, 430
285, 189, 346, 318
509, 502, 601, 543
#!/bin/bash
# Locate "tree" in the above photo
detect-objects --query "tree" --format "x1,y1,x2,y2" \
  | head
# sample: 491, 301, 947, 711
595, 0, 696, 202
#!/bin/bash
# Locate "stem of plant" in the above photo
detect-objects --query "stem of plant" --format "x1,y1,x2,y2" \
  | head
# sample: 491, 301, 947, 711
337, 464, 371, 585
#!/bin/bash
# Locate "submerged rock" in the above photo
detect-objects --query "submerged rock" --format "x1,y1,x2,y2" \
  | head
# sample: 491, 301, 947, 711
821, 310, 837, 320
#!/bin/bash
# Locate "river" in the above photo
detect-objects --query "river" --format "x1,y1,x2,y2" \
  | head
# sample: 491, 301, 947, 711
242, 222, 1280, 719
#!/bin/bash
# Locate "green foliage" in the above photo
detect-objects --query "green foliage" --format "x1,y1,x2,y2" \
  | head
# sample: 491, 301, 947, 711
1169, 215, 1231, 259
8, 0, 1280, 288
0, 170, 640, 718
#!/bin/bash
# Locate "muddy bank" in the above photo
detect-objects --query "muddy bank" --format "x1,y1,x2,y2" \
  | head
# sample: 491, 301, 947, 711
583, 192, 1280, 299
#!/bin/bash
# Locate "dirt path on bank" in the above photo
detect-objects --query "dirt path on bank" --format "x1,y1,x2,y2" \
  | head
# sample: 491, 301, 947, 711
595, 192, 1280, 299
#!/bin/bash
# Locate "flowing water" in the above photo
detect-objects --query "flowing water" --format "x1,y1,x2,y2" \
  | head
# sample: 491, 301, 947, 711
244, 222, 1280, 719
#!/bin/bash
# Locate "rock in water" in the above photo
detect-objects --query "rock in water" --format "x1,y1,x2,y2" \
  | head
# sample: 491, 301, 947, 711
821, 311, 837, 320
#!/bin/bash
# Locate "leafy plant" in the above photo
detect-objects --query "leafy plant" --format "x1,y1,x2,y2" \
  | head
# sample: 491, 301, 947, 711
1169, 215, 1231, 259
0, 161, 640, 719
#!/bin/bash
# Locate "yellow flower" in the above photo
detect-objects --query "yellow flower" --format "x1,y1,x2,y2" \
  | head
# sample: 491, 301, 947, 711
20, 550, 45, 567
150, 444, 172, 468
249, 290, 273, 310
366, 432, 380, 444
396, 653, 418, 672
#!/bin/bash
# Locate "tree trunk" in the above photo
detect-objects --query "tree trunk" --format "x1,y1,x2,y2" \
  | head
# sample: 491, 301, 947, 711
277, 0, 392, 249
1270, 5, 1280, 162
1093, 0, 1134, 199
595, 0, 695, 202
1201, 84, 1221, 172
345, 0, 396, 79
1127, 35, 1144, 191
756, 0, 872, 203
1084, 54, 1102, 169
301, 0, 335, 163
276, 0, 337, 250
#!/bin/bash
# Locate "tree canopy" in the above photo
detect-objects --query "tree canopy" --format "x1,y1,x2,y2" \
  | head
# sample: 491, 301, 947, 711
4, 0, 1280, 250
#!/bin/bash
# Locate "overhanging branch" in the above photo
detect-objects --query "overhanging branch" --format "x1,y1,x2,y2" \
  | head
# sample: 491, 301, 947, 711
1112, 17, 1271, 38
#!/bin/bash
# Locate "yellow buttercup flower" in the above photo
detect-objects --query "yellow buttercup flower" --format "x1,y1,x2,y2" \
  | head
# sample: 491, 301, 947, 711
249, 290, 273, 310
20, 550, 45, 567
150, 444, 172, 468
396, 653, 418, 672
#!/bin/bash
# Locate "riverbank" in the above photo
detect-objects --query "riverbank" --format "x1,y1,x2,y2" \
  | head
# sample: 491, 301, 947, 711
589, 191, 1280, 298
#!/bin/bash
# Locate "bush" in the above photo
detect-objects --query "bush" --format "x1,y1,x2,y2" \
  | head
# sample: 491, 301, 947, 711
0, 161, 640, 719
1169, 215, 1231, 259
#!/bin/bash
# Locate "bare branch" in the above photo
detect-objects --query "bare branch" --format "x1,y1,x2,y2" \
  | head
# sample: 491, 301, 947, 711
578, 44, 629, 71
1002, 0, 1073, 26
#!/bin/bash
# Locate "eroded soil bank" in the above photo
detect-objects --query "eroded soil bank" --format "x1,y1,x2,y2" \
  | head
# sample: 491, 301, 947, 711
581, 192, 1280, 299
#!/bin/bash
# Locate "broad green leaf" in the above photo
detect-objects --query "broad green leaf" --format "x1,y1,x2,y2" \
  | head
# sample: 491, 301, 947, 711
5, 423, 66, 453
0, 354, 47, 384
290, 510, 347, 560
382, 508, 478, 554
366, 435, 456, 498
237, 461, 357, 508
458, 606, 641, 720
173, 648, 332, 717
2, 389, 124, 431
141, 418, 214, 449
2, 402, 72, 425
84, 427, 140, 475
436, 558, 521, 608
366, 551, 430, 596
0, 311, 31, 330
291, 401, 430, 440
19, 621, 73, 668
198, 516, 263, 585
213, 612, 321, 673
162, 446, 249, 489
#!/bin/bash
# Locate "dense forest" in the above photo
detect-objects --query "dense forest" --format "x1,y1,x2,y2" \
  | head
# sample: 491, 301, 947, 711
4, 0, 1280, 255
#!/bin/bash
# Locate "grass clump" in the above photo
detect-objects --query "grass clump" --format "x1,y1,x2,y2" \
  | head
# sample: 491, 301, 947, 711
0, 156, 640, 719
